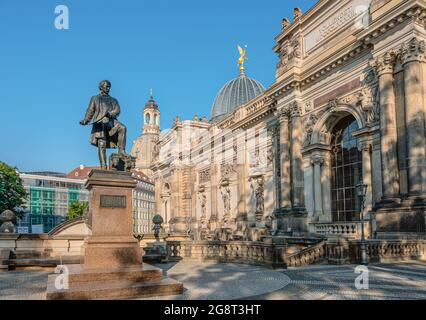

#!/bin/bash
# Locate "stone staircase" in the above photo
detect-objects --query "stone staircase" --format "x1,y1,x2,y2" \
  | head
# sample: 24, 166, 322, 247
286, 240, 327, 267
46, 263, 183, 300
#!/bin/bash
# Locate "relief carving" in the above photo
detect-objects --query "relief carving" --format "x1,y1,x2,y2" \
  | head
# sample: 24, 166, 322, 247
289, 33, 302, 60
198, 189, 207, 222
250, 176, 265, 220
152, 142, 160, 162
221, 185, 231, 221
220, 164, 234, 185
303, 113, 319, 147
358, 69, 380, 124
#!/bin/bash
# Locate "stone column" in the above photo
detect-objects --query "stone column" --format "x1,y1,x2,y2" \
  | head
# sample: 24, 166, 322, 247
401, 38, 426, 195
371, 139, 383, 204
290, 102, 305, 208
311, 155, 324, 218
210, 164, 218, 230
278, 107, 292, 209
361, 142, 373, 211
269, 125, 280, 211
321, 154, 332, 222
374, 52, 400, 199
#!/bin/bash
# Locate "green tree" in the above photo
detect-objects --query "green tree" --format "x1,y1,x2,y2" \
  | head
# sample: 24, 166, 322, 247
0, 161, 27, 219
67, 200, 89, 220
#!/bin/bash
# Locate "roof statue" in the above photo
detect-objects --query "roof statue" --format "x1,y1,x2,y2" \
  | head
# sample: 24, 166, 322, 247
237, 45, 247, 74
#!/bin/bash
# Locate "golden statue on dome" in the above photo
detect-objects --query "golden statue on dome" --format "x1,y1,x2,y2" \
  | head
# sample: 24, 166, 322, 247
237, 45, 247, 74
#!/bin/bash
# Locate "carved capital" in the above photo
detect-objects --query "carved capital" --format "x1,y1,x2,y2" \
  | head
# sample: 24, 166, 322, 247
372, 51, 396, 76
360, 142, 372, 153
277, 106, 291, 122
400, 37, 426, 65
268, 125, 279, 139
310, 155, 324, 166
290, 102, 302, 118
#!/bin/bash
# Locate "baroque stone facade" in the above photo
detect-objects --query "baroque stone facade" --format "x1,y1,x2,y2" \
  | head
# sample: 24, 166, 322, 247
150, 0, 426, 240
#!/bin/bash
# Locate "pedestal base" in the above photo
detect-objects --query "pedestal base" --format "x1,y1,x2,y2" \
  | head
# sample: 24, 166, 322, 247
275, 208, 309, 235
46, 263, 183, 300
143, 241, 169, 263
82, 236, 141, 269
375, 197, 426, 233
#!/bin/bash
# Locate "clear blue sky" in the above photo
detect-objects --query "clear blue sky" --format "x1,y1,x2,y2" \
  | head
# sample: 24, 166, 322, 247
0, 0, 317, 173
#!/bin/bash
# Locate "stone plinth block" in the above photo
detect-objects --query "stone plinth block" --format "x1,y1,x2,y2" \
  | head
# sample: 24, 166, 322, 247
82, 170, 142, 269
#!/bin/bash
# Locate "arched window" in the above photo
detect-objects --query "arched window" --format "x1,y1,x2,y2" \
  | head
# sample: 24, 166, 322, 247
331, 116, 362, 222
145, 113, 150, 124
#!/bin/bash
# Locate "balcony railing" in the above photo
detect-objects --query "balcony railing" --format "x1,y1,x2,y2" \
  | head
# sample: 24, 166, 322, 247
312, 221, 370, 239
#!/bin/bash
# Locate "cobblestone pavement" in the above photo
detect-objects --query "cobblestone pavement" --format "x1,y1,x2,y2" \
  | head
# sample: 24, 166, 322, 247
247, 261, 426, 300
1, 261, 425, 300
0, 270, 48, 300
140, 262, 292, 300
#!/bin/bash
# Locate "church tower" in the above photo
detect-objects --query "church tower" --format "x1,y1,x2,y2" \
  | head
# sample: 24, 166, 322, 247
131, 93, 160, 176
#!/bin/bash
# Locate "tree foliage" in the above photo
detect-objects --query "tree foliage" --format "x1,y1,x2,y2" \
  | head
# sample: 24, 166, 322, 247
67, 200, 89, 220
0, 161, 27, 219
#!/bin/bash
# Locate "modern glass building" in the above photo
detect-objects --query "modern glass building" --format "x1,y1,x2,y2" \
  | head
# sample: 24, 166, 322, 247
18, 172, 89, 233
132, 171, 156, 235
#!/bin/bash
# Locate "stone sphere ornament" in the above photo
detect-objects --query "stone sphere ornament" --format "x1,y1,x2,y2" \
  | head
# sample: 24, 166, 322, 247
0, 210, 17, 233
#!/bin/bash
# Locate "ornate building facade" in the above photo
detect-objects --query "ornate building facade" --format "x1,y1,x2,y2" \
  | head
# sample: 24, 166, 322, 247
150, 0, 426, 240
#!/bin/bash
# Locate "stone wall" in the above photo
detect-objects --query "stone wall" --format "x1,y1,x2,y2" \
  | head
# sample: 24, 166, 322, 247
0, 234, 86, 258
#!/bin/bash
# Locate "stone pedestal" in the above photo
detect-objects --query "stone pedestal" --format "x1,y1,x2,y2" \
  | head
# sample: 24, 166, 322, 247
275, 208, 309, 236
82, 170, 141, 269
374, 197, 426, 234
47, 170, 183, 300
143, 242, 168, 263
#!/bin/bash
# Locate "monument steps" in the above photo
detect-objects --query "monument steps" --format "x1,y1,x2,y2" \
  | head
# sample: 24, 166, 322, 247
46, 273, 183, 300
64, 263, 163, 283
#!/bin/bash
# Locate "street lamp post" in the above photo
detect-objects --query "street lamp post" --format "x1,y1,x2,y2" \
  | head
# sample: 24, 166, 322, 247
356, 181, 368, 265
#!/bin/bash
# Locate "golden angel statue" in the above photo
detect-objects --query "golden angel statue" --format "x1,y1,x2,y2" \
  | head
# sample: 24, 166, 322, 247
237, 45, 247, 72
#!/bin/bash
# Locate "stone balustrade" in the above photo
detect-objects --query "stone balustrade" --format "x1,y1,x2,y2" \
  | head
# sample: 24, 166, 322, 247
356, 240, 425, 263
286, 241, 327, 267
313, 222, 370, 239
327, 239, 426, 264
166, 240, 287, 269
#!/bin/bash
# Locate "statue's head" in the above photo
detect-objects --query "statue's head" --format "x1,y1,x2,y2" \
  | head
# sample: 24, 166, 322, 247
99, 80, 111, 95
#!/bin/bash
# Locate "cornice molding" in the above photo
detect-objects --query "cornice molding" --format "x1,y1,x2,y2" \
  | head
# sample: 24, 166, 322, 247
270, 4, 426, 100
